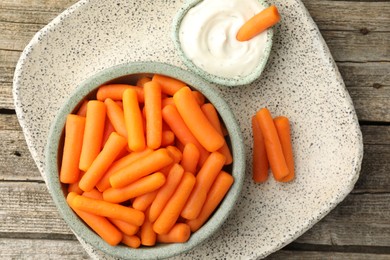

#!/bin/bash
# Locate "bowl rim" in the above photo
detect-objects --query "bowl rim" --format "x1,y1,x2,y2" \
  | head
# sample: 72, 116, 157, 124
171, 0, 274, 87
45, 61, 246, 259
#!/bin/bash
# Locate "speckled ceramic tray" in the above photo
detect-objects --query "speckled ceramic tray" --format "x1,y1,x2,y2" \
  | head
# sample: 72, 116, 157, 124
13, 0, 363, 259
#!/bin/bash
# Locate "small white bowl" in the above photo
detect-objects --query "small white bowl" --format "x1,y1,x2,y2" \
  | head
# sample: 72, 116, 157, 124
172, 0, 274, 87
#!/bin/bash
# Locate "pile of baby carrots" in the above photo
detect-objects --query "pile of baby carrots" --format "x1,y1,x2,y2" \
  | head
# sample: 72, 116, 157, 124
252, 108, 294, 183
59, 74, 234, 248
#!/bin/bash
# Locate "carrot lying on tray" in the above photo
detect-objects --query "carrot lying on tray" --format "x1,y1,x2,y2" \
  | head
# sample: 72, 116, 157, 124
58, 73, 235, 248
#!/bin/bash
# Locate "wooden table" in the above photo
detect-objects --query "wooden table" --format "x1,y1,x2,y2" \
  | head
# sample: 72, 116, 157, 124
1, 0, 389, 259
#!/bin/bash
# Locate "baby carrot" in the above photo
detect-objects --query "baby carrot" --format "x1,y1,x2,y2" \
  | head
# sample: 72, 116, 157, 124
132, 190, 159, 212
161, 97, 175, 108
67, 172, 85, 195
122, 234, 141, 248
109, 148, 173, 188
136, 76, 151, 87
252, 116, 269, 183
79, 100, 106, 172
104, 98, 127, 138
76, 100, 88, 117
60, 114, 86, 184
82, 189, 139, 236
149, 164, 184, 223
101, 118, 115, 148
162, 104, 209, 165
274, 116, 295, 182
153, 172, 196, 234
255, 108, 289, 181
144, 81, 162, 149
187, 171, 234, 232
67, 192, 122, 246
173, 87, 224, 152
157, 223, 191, 243
236, 5, 281, 41
97, 84, 144, 103
152, 74, 186, 96
123, 88, 146, 152
79, 132, 128, 192
103, 172, 166, 203
161, 130, 175, 147
140, 209, 156, 246
181, 152, 226, 220
96, 148, 153, 192
71, 194, 145, 226
201, 103, 233, 165
180, 143, 200, 174
192, 91, 205, 106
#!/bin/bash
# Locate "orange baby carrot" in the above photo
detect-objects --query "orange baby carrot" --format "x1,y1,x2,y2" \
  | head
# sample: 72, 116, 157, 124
109, 148, 173, 188
67, 192, 122, 246
79, 132, 128, 192
157, 223, 191, 243
161, 130, 175, 147
104, 98, 127, 138
153, 172, 196, 234
162, 104, 209, 165
67, 172, 85, 194
181, 152, 226, 220
166, 145, 182, 163
187, 171, 234, 232
152, 74, 186, 96
144, 81, 162, 149
82, 189, 139, 236
274, 116, 295, 182
236, 5, 281, 41
149, 164, 184, 223
96, 148, 153, 192
192, 91, 205, 106
180, 143, 200, 174
101, 117, 115, 148
123, 88, 146, 152
161, 97, 175, 108
140, 209, 156, 246
103, 172, 166, 203
132, 190, 158, 212
79, 100, 106, 172
71, 194, 145, 226
136, 76, 151, 87
76, 100, 88, 117
97, 84, 144, 103
201, 103, 233, 165
252, 116, 269, 183
60, 114, 86, 184
173, 87, 224, 152
255, 108, 289, 181
122, 234, 141, 248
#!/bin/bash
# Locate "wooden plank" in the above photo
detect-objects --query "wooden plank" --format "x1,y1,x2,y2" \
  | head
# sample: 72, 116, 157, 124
301, 0, 390, 32
322, 31, 390, 62
0, 114, 42, 181
349, 87, 390, 122
296, 193, 390, 246
0, 182, 390, 247
267, 250, 390, 259
0, 238, 88, 259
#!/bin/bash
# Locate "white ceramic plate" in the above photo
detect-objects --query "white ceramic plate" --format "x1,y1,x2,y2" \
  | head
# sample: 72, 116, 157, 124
13, 0, 363, 259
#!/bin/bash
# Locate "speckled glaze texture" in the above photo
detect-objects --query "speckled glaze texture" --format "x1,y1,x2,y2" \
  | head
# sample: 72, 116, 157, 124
172, 0, 274, 86
13, 0, 363, 259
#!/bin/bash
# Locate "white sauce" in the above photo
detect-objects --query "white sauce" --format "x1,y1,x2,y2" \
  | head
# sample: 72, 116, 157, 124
179, 0, 267, 78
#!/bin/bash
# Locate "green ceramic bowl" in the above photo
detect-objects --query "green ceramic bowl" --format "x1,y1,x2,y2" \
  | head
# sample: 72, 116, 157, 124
45, 62, 245, 259
172, 0, 274, 87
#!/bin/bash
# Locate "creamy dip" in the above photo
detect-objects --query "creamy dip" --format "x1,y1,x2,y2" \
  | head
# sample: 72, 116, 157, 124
179, 0, 267, 78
